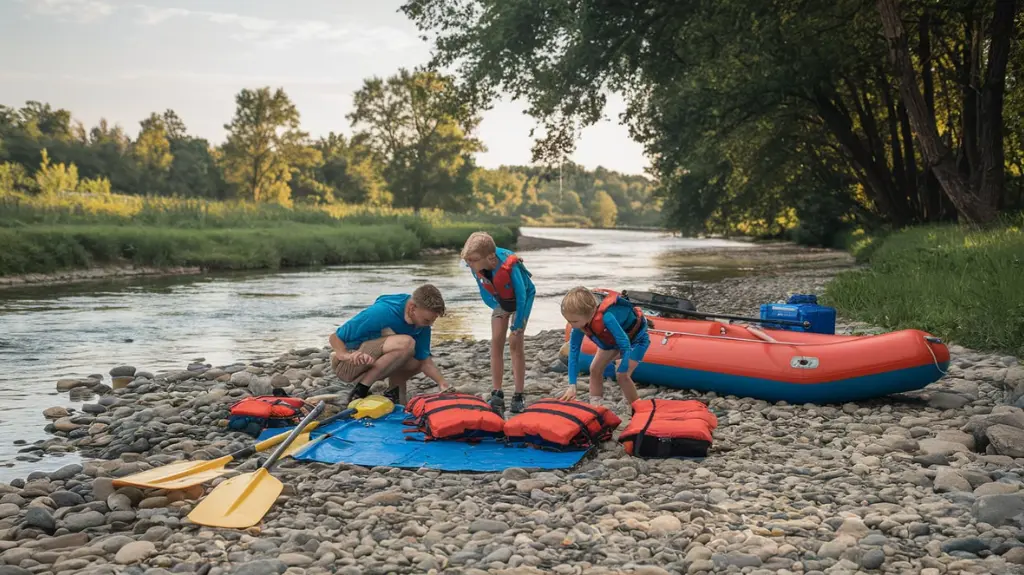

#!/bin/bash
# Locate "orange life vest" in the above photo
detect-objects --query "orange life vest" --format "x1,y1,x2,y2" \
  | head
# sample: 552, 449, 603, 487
619, 399, 718, 458
229, 396, 310, 420
503, 399, 622, 450
403, 391, 505, 442
582, 289, 648, 348
477, 254, 528, 312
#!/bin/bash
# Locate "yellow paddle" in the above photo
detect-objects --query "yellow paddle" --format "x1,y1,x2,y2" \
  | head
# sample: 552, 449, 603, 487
187, 401, 326, 529
112, 395, 394, 490
280, 394, 394, 458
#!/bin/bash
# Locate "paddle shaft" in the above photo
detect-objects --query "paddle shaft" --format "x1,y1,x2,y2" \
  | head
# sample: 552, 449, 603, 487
631, 298, 810, 329
261, 401, 326, 472
229, 406, 357, 461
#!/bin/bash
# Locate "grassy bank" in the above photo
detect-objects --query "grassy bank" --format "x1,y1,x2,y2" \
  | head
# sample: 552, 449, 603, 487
0, 194, 518, 276
824, 215, 1024, 356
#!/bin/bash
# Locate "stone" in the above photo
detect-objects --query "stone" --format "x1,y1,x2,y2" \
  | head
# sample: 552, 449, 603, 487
972, 494, 1024, 527
860, 548, 885, 570
230, 559, 287, 575
934, 467, 973, 493
115, 540, 157, 564
928, 392, 971, 410
918, 438, 970, 456
109, 366, 137, 377
986, 424, 1024, 458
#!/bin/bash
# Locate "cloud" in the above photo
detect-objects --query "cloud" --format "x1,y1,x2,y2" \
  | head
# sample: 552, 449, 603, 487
22, 0, 115, 22
131, 4, 420, 54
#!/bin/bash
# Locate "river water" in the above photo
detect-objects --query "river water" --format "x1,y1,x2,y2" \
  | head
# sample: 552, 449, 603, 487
0, 227, 759, 481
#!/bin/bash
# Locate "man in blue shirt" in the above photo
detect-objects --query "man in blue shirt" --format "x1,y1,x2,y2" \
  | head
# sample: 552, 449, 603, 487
330, 284, 451, 405
461, 231, 536, 414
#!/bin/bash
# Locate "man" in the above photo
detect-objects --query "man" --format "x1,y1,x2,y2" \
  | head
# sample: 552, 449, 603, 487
330, 284, 452, 405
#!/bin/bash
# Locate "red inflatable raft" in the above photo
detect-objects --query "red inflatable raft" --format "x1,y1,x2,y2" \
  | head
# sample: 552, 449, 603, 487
564, 316, 950, 404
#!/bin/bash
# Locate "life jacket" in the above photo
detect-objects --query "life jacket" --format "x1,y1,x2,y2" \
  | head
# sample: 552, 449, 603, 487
503, 399, 622, 451
227, 395, 314, 438
403, 391, 506, 442
619, 399, 718, 458
477, 253, 530, 312
583, 289, 648, 348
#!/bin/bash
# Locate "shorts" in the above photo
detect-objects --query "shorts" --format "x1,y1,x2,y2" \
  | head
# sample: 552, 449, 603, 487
331, 337, 388, 383
492, 307, 529, 331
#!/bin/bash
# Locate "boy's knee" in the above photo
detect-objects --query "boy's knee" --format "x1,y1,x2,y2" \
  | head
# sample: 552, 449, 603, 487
509, 334, 524, 354
388, 334, 416, 353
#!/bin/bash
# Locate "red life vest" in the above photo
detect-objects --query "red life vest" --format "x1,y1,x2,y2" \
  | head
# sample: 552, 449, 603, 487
582, 289, 648, 348
618, 399, 718, 458
477, 254, 527, 312
403, 391, 505, 442
504, 399, 622, 450
229, 396, 310, 419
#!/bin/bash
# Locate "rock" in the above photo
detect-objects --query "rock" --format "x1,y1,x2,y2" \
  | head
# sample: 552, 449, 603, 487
469, 519, 510, 533
0, 503, 20, 519
115, 540, 156, 564
270, 374, 291, 388
109, 365, 137, 377
56, 378, 87, 391
934, 467, 973, 493
0, 567, 33, 575
918, 438, 970, 456
229, 559, 287, 575
1004, 547, 1024, 565
49, 464, 83, 481
928, 392, 971, 409
43, 406, 70, 419
249, 377, 273, 397
860, 548, 886, 570
277, 553, 313, 567
63, 510, 106, 531
24, 507, 56, 532
986, 424, 1024, 457
972, 494, 1024, 526
649, 514, 683, 535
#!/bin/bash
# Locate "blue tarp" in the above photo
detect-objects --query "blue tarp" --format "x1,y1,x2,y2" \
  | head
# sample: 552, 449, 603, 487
257, 406, 591, 472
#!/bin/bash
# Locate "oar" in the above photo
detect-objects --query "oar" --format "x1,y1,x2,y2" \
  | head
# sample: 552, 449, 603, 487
280, 394, 394, 458
112, 396, 390, 490
619, 289, 811, 329
186, 401, 326, 529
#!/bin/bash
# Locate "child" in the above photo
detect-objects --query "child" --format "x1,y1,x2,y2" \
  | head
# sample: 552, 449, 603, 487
461, 231, 536, 414
559, 287, 649, 406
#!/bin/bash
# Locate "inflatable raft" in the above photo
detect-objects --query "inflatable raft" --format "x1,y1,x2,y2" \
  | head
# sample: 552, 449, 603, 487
564, 316, 950, 404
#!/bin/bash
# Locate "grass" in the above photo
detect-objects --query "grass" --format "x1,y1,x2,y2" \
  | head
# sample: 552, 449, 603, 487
823, 214, 1024, 356
0, 193, 520, 276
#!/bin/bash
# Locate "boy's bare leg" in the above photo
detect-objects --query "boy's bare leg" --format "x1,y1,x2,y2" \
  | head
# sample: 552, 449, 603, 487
509, 329, 525, 395
616, 359, 641, 405
490, 314, 509, 391
387, 357, 423, 405
355, 335, 415, 387
588, 349, 619, 400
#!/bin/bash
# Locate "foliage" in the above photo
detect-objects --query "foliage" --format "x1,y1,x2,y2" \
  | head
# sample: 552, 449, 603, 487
401, 0, 1023, 237
824, 214, 1024, 356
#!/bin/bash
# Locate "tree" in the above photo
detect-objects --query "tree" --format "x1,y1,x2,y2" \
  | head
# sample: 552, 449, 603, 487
220, 87, 317, 204
348, 68, 484, 211
133, 113, 173, 195
590, 190, 618, 228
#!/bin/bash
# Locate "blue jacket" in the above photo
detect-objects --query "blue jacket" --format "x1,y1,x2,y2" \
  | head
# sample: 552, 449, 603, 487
567, 303, 646, 384
472, 247, 535, 332
335, 294, 432, 361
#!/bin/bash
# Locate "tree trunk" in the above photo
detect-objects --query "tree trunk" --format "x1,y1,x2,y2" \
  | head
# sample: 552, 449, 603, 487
876, 0, 998, 226
977, 0, 1017, 210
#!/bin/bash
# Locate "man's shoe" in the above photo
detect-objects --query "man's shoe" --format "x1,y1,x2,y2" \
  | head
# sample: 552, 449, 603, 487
488, 390, 505, 414
346, 383, 370, 405
510, 393, 526, 414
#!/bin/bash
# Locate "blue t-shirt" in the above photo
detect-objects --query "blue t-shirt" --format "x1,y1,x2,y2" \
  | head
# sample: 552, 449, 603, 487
335, 294, 432, 361
567, 303, 642, 384
472, 247, 536, 332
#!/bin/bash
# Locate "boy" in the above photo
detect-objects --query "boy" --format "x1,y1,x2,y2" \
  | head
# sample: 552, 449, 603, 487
461, 231, 536, 414
330, 283, 452, 406
559, 287, 649, 406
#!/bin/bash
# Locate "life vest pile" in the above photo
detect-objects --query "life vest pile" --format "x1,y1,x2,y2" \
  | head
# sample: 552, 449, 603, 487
619, 399, 718, 458
226, 395, 314, 438
503, 399, 622, 451
403, 391, 506, 442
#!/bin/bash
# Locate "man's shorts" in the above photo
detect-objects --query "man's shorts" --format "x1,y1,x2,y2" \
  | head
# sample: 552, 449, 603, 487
492, 307, 529, 331
331, 337, 388, 383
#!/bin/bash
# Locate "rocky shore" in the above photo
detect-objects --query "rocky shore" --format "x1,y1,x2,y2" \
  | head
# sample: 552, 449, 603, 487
3, 248, 1024, 575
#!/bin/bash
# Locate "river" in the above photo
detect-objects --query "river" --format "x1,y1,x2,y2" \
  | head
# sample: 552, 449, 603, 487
0, 226, 763, 481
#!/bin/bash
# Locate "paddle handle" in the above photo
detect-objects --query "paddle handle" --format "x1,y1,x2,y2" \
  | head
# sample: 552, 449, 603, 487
260, 401, 326, 472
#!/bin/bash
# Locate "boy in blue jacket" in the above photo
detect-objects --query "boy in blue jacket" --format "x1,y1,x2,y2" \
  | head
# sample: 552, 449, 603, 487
559, 286, 647, 406
461, 231, 536, 414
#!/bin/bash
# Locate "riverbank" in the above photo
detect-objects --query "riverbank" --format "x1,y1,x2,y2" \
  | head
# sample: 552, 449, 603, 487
2, 244, 1023, 574
825, 218, 1024, 358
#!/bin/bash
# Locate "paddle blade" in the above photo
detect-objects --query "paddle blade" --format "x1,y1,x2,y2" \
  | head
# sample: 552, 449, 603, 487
112, 456, 232, 490
351, 395, 394, 419
187, 468, 283, 529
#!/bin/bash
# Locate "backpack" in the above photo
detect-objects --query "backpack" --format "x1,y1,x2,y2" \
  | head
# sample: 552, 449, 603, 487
226, 391, 314, 438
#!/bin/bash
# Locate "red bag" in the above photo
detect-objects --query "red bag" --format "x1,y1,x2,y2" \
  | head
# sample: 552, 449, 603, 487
227, 396, 314, 437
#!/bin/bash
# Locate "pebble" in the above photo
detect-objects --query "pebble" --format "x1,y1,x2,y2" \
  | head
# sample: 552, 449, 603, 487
1, 254, 1022, 575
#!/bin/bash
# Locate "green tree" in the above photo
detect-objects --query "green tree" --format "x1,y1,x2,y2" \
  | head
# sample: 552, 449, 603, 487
589, 190, 618, 228
133, 113, 173, 195
348, 68, 483, 211
35, 149, 78, 195
220, 87, 317, 204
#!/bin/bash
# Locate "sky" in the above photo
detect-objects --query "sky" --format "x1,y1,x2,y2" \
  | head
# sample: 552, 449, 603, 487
0, 0, 651, 176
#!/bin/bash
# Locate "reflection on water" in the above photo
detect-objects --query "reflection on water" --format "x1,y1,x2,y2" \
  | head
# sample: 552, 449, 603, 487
0, 226, 761, 480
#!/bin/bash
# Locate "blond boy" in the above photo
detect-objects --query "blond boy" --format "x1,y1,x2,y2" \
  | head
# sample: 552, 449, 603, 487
461, 232, 536, 414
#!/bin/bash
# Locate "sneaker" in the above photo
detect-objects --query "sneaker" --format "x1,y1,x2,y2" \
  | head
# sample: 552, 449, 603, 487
382, 386, 400, 405
510, 393, 526, 414
488, 390, 505, 414
346, 383, 370, 405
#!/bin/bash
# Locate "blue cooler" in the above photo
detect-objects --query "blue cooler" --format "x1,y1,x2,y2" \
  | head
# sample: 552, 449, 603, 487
759, 294, 836, 334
